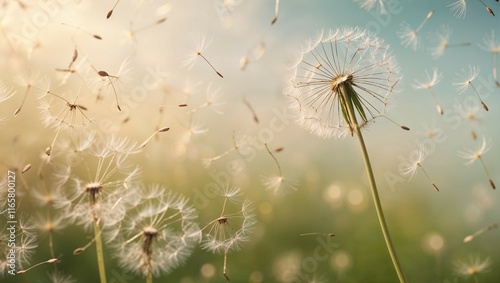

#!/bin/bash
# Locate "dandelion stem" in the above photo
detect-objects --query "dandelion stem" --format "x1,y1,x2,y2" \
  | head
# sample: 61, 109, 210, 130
146, 271, 153, 283
341, 83, 408, 283
93, 220, 107, 283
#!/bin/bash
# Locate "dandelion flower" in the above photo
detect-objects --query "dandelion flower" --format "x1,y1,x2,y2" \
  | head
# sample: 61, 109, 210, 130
453, 66, 489, 111
284, 27, 402, 139
201, 186, 256, 281
398, 10, 433, 51
453, 254, 492, 280
112, 184, 200, 280
284, 27, 408, 282
459, 137, 495, 189
401, 146, 439, 192
478, 30, 500, 87
412, 68, 444, 115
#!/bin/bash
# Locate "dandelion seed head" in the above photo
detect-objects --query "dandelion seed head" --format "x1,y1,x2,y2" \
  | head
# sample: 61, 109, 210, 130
113, 184, 200, 277
285, 27, 400, 139
55, 134, 141, 229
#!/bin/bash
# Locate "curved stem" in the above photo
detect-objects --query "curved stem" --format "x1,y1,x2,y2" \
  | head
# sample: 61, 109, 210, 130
94, 219, 107, 283
341, 83, 408, 283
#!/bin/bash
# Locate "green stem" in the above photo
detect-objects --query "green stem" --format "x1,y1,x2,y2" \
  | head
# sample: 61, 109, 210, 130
146, 271, 153, 283
341, 83, 408, 283
93, 219, 107, 283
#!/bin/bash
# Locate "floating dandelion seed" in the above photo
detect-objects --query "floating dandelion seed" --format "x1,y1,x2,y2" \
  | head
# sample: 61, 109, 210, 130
448, 0, 468, 18
272, 0, 280, 24
92, 58, 132, 111
300, 232, 335, 237
201, 186, 256, 281
285, 27, 408, 282
459, 137, 495, 189
353, 0, 386, 14
241, 41, 266, 70
112, 184, 200, 281
453, 254, 492, 281
412, 68, 444, 115
478, 30, 500, 88
202, 131, 247, 167
401, 146, 439, 192
38, 88, 92, 157
461, 103, 481, 140
242, 97, 259, 123
0, 212, 38, 272
55, 47, 78, 76
137, 127, 170, 149
123, 17, 167, 46
0, 80, 16, 103
13, 69, 41, 117
260, 143, 298, 196
453, 66, 489, 111
17, 258, 58, 274
182, 33, 223, 78
463, 223, 498, 243
448, 0, 495, 18
428, 25, 470, 59
107, 0, 121, 19
61, 23, 102, 40
398, 10, 433, 50
189, 82, 226, 114
0, 81, 15, 125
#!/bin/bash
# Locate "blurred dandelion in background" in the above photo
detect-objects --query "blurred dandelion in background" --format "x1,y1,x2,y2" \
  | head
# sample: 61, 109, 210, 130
412, 68, 444, 115
427, 25, 470, 59
459, 137, 496, 189
112, 184, 200, 282
200, 186, 256, 281
478, 30, 500, 87
453, 254, 492, 282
